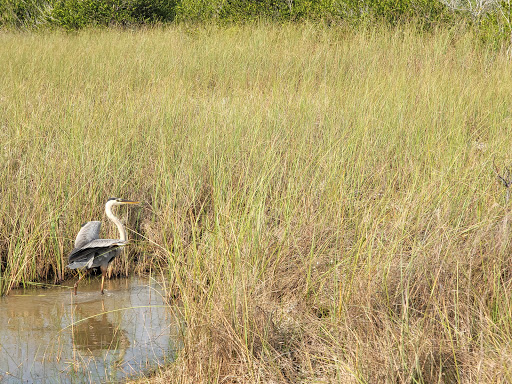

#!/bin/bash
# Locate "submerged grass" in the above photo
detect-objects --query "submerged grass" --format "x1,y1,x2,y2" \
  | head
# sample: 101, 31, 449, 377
2, 23, 512, 382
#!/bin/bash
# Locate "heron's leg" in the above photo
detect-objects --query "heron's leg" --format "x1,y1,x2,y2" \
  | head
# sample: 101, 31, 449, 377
73, 269, 90, 295
100, 265, 107, 295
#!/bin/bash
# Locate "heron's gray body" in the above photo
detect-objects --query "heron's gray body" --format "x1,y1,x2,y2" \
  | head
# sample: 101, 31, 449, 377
67, 198, 139, 295
67, 221, 126, 270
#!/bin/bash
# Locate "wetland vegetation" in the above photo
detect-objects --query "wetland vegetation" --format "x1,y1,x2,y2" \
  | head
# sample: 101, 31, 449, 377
2, 13, 512, 384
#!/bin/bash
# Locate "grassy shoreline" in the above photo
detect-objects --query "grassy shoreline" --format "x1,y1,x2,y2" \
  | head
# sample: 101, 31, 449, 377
3, 24, 512, 382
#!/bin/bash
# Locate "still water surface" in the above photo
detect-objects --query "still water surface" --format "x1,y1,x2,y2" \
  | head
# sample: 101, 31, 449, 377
0, 277, 181, 383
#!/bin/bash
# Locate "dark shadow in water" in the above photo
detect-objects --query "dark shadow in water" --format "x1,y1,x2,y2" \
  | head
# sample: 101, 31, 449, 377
0, 277, 182, 384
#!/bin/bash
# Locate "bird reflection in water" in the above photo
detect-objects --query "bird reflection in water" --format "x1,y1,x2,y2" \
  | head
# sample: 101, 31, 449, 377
71, 299, 130, 368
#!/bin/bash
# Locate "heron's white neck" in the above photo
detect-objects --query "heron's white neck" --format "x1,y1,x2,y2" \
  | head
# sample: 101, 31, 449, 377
105, 201, 127, 241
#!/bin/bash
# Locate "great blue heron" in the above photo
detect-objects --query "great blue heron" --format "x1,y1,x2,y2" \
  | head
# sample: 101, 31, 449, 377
67, 198, 139, 295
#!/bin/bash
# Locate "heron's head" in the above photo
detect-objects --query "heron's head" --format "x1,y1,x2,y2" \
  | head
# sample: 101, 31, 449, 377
106, 197, 140, 207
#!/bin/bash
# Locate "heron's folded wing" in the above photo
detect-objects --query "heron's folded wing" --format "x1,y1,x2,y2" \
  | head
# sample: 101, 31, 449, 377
67, 248, 98, 269
67, 247, 115, 269
68, 239, 127, 261
74, 221, 102, 249
78, 238, 127, 249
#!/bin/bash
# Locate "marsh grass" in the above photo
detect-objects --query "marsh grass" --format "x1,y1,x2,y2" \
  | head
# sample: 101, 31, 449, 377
2, 23, 512, 382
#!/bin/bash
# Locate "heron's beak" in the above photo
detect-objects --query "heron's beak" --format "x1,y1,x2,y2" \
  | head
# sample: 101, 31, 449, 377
120, 199, 140, 205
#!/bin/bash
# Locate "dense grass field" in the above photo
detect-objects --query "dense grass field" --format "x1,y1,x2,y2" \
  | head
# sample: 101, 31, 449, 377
2, 23, 512, 382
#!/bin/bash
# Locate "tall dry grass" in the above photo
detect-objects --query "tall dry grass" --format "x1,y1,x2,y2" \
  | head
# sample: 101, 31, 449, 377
2, 23, 512, 382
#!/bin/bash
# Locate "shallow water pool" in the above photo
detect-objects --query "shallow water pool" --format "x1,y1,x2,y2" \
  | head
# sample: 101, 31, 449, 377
0, 277, 181, 383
